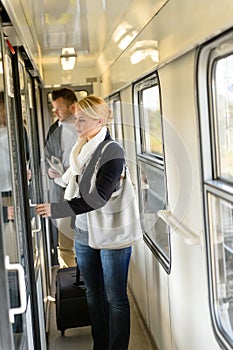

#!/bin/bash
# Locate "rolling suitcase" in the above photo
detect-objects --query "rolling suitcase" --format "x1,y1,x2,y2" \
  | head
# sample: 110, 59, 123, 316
55, 265, 91, 335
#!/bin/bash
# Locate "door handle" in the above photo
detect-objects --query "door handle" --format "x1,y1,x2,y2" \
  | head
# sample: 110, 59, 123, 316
5, 255, 27, 323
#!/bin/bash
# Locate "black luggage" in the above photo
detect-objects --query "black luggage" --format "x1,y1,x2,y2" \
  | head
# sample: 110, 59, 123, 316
55, 265, 91, 335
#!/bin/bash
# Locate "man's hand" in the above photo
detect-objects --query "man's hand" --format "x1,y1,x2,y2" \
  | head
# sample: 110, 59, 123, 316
48, 167, 61, 179
36, 203, 51, 218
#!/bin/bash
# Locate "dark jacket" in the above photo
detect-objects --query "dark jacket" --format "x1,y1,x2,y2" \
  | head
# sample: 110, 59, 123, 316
45, 120, 62, 167
51, 130, 125, 219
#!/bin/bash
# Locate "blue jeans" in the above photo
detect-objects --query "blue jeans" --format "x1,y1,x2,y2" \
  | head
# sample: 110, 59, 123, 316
75, 241, 132, 350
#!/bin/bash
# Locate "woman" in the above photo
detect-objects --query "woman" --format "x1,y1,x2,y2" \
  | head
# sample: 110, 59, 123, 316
37, 95, 141, 349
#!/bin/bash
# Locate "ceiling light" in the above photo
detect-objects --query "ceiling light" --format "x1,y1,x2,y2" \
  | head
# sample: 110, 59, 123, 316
60, 47, 77, 70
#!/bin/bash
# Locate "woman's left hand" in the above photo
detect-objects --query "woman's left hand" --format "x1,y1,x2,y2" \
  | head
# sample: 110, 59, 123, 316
36, 203, 51, 218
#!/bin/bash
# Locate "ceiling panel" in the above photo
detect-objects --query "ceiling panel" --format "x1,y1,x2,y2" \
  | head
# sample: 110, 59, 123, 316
2, 0, 168, 76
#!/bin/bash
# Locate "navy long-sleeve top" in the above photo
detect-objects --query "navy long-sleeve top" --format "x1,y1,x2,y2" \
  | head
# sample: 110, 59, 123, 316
51, 130, 125, 219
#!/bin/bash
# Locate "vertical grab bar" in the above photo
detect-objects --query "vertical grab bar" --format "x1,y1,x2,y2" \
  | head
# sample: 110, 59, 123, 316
29, 200, 41, 235
5, 255, 27, 323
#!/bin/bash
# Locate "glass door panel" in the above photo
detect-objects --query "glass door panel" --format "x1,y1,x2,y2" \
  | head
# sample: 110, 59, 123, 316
17, 53, 47, 348
0, 31, 46, 348
0, 42, 30, 349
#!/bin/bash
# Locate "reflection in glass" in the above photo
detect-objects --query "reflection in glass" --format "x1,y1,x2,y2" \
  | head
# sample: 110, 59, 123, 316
141, 85, 163, 156
130, 40, 159, 65
0, 92, 19, 262
135, 75, 169, 270
0, 92, 23, 342
208, 193, 233, 341
19, 62, 44, 272
113, 21, 138, 50
138, 159, 169, 260
215, 56, 233, 182
109, 98, 124, 146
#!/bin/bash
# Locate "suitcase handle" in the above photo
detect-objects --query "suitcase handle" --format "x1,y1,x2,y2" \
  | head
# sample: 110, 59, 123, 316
73, 264, 85, 287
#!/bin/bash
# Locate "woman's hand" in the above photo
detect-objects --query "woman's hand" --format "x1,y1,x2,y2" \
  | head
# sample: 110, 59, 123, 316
36, 203, 51, 218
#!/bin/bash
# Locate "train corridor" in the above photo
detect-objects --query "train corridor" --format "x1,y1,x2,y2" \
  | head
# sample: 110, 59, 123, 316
48, 267, 156, 350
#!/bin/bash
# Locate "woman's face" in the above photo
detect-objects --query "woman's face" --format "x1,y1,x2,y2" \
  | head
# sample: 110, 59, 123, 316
75, 106, 102, 140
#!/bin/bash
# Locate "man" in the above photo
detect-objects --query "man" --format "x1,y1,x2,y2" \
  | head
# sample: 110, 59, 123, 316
45, 87, 77, 267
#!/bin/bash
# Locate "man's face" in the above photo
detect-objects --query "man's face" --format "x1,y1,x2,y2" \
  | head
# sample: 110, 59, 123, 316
52, 97, 75, 122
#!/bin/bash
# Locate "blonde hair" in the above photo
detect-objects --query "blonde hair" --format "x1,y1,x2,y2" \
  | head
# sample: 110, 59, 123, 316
77, 95, 113, 125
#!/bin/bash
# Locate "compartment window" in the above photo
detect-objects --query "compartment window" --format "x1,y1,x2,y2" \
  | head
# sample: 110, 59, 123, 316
134, 74, 170, 273
214, 56, 233, 182
198, 36, 233, 349
109, 94, 124, 146
141, 85, 163, 156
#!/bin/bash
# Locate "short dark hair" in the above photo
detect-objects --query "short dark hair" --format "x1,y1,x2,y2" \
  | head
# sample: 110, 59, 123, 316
51, 88, 77, 104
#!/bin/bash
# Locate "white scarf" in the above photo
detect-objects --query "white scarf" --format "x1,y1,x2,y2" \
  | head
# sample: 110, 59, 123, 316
62, 126, 107, 200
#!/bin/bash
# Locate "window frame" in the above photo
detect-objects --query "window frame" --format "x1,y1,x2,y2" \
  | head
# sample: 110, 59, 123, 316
133, 72, 170, 273
198, 31, 233, 350
108, 93, 124, 146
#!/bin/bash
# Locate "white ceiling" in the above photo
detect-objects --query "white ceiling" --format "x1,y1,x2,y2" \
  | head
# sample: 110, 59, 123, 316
2, 0, 168, 82
30, 0, 134, 69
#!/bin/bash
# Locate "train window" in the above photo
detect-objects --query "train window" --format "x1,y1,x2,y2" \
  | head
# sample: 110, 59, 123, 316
109, 94, 124, 146
198, 34, 233, 349
207, 192, 233, 327
213, 56, 233, 183
141, 85, 163, 156
134, 74, 170, 272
